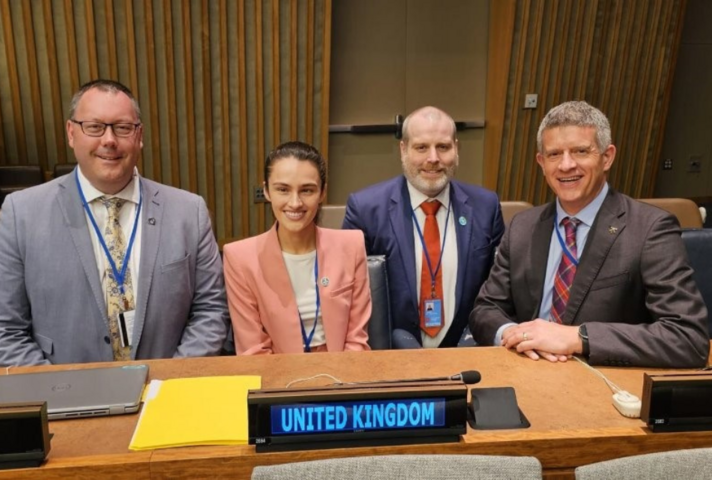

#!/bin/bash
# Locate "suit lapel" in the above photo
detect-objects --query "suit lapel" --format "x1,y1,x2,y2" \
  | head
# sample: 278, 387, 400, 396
389, 177, 418, 311
315, 227, 339, 352
451, 183, 472, 314
56, 174, 108, 328
133, 179, 162, 353
564, 190, 626, 324
529, 204, 556, 317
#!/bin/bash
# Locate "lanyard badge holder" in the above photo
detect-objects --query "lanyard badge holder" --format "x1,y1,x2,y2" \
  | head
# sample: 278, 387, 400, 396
554, 213, 579, 267
299, 255, 321, 352
75, 169, 142, 347
412, 203, 451, 330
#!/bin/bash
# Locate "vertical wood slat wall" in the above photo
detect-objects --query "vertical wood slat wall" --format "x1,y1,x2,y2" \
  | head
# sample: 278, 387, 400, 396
0, 0, 331, 243
485, 0, 686, 203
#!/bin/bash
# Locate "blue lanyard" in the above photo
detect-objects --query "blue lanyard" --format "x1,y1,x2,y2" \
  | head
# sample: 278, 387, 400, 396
299, 254, 321, 353
554, 213, 579, 267
411, 201, 451, 296
75, 169, 142, 295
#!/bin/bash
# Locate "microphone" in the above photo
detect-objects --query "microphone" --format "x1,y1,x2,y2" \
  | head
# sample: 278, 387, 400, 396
338, 370, 481, 386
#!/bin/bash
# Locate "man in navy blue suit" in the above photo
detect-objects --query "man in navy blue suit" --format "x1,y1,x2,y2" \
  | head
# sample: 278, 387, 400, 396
343, 106, 504, 348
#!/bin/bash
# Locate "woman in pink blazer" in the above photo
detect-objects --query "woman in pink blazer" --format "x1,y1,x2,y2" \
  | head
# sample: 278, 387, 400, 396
223, 141, 371, 354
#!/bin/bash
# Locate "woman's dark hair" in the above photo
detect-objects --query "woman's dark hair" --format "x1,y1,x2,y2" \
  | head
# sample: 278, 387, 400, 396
264, 141, 327, 189
264, 141, 328, 224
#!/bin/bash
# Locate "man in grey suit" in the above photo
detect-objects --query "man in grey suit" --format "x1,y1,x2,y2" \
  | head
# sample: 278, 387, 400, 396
471, 101, 709, 368
0, 79, 228, 366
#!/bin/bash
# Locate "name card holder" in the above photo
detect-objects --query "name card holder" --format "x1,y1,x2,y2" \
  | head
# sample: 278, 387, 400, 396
248, 382, 467, 452
0, 402, 51, 470
641, 372, 712, 432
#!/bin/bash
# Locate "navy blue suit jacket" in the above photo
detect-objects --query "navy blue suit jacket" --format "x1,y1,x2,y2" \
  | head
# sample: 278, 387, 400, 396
343, 176, 504, 347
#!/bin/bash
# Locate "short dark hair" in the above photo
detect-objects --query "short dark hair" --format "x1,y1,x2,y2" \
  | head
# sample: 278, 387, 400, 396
264, 141, 327, 190
68, 79, 141, 120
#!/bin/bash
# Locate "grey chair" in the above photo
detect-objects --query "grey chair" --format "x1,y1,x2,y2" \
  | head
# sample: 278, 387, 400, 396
575, 448, 712, 480
681, 228, 712, 336
366, 255, 392, 350
252, 454, 542, 480
320, 205, 346, 229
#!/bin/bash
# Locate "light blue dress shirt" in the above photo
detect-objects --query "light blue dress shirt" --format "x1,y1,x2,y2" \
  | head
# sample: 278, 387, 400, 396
493, 183, 610, 345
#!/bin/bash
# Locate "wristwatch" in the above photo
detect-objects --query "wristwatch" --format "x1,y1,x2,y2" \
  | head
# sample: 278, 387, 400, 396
578, 324, 590, 357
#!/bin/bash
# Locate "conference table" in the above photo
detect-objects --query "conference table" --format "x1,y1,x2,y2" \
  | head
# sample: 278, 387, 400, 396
3, 346, 712, 479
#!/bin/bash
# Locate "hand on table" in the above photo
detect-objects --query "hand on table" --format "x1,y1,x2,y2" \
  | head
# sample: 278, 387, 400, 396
501, 319, 583, 362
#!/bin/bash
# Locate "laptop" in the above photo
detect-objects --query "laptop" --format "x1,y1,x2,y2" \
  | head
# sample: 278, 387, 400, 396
0, 364, 149, 420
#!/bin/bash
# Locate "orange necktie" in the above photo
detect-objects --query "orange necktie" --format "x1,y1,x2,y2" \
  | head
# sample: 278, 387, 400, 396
419, 201, 443, 337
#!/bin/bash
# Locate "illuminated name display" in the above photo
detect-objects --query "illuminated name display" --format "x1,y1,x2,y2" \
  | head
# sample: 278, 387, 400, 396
271, 398, 446, 435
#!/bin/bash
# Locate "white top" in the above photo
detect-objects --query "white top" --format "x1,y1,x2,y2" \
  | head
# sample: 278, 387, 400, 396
407, 182, 458, 348
77, 167, 142, 339
282, 250, 326, 348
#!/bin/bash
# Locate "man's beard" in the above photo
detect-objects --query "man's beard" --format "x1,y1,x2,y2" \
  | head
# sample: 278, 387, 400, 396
402, 159, 456, 197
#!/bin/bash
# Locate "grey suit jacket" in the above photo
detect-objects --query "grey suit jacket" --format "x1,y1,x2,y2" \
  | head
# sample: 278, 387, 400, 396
0, 172, 229, 366
471, 189, 709, 368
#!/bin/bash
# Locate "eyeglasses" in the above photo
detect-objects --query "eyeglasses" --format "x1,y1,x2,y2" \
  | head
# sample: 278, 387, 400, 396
70, 119, 141, 138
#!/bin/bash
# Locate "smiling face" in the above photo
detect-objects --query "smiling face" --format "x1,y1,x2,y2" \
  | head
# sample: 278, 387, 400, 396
536, 126, 616, 215
264, 156, 326, 238
400, 110, 458, 197
67, 88, 143, 194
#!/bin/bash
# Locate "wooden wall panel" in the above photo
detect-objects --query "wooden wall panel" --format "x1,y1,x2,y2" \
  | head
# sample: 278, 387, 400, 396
485, 0, 686, 203
0, 0, 331, 243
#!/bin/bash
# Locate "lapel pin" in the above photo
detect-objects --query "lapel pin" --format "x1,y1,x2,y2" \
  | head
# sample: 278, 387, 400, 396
148, 218, 156, 225
320, 277, 329, 287
608, 226, 618, 234
458, 216, 467, 226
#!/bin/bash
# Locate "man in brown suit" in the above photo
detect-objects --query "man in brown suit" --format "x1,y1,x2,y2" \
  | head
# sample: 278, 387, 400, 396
470, 101, 709, 368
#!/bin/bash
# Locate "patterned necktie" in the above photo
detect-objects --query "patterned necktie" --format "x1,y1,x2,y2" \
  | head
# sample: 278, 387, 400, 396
551, 217, 581, 324
419, 201, 444, 337
100, 196, 134, 361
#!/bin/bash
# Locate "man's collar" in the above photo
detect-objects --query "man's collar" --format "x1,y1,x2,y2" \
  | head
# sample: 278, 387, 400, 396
406, 179, 451, 210
555, 182, 609, 226
76, 167, 141, 204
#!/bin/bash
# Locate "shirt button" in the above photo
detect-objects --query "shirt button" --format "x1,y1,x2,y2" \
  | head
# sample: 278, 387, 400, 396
104, 336, 111, 344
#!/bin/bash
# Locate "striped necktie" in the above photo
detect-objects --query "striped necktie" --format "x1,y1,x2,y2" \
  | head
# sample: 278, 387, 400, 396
551, 217, 581, 324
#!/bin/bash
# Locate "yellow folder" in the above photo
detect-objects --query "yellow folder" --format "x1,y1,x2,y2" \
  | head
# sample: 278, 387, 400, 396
129, 375, 261, 451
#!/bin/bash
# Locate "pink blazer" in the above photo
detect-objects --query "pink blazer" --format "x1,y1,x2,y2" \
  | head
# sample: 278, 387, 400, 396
223, 225, 371, 354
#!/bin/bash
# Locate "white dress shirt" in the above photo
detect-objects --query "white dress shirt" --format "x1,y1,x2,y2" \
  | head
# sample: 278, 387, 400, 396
282, 250, 326, 348
407, 182, 458, 348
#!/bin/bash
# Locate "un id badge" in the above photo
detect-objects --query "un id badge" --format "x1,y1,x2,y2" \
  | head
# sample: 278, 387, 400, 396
421, 298, 443, 328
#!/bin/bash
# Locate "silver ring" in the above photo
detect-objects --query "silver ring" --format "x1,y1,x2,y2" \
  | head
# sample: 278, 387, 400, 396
523, 332, 529, 341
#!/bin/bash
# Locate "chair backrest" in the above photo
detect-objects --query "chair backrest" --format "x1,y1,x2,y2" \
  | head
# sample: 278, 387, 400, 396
0, 165, 44, 188
53, 163, 77, 178
320, 205, 346, 229
252, 454, 542, 480
681, 228, 712, 336
575, 447, 712, 480
501, 201, 534, 226
639, 198, 703, 228
366, 255, 392, 350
